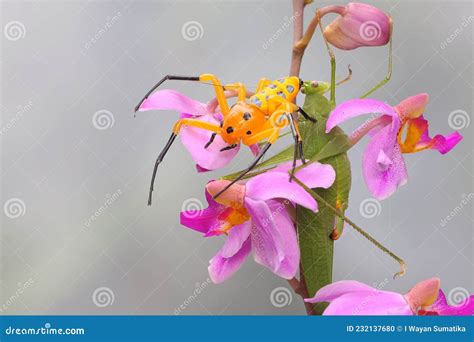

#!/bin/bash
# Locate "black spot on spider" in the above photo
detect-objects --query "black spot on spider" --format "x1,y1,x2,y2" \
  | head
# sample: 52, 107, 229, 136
226, 127, 234, 134
286, 85, 294, 93
243, 112, 251, 120
246, 130, 252, 135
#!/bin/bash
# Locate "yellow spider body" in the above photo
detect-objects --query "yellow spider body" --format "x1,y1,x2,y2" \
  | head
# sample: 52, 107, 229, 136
136, 73, 312, 205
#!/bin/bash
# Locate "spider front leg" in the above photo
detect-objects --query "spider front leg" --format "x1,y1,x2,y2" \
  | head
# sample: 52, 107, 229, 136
148, 119, 221, 206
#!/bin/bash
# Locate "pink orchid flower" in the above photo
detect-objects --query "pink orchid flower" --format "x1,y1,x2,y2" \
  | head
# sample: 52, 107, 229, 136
305, 278, 474, 315
326, 93, 462, 200
180, 161, 336, 283
138, 89, 259, 172
320, 2, 392, 50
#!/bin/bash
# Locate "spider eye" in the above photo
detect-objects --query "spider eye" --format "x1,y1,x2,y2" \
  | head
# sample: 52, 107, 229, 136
226, 127, 234, 134
243, 112, 251, 121
246, 130, 252, 135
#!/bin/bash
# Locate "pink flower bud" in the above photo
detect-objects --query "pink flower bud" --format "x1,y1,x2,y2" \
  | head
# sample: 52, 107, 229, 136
404, 278, 440, 313
321, 2, 392, 50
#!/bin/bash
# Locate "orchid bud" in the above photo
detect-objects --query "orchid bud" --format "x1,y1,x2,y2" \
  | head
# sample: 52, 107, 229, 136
395, 93, 429, 119
320, 2, 392, 50
206, 180, 245, 208
404, 278, 440, 313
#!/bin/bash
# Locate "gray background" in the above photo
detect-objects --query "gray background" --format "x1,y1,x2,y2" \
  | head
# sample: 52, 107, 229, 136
1, 0, 472, 315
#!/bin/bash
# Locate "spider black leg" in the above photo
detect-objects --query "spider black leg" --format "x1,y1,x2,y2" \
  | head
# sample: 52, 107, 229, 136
287, 114, 300, 181
220, 144, 238, 152
213, 143, 272, 200
298, 107, 316, 122
205, 133, 217, 149
135, 75, 200, 112
148, 133, 177, 206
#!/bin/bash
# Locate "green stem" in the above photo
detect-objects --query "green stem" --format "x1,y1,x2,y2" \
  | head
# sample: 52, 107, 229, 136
292, 175, 406, 279
360, 18, 393, 99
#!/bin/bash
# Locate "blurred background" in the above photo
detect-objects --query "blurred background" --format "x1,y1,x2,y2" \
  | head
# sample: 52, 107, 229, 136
1, 0, 472, 315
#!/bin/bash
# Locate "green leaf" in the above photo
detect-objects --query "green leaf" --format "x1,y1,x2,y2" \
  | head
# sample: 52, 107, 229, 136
297, 93, 352, 314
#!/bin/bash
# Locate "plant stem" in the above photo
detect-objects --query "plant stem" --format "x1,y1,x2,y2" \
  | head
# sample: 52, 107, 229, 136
287, 277, 316, 315
292, 176, 407, 279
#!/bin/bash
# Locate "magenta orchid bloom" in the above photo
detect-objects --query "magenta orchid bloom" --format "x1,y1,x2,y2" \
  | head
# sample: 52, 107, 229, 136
326, 93, 462, 199
138, 89, 259, 172
320, 2, 392, 50
180, 161, 336, 283
305, 278, 474, 316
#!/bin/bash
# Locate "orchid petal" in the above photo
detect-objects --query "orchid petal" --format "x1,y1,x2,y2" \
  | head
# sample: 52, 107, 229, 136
326, 99, 398, 133
273, 161, 336, 190
221, 221, 252, 258
208, 238, 251, 284
363, 122, 408, 200
245, 198, 284, 273
180, 191, 224, 234
321, 292, 412, 315
138, 89, 207, 114
430, 290, 474, 316
266, 200, 300, 279
246, 172, 317, 211
305, 280, 376, 303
